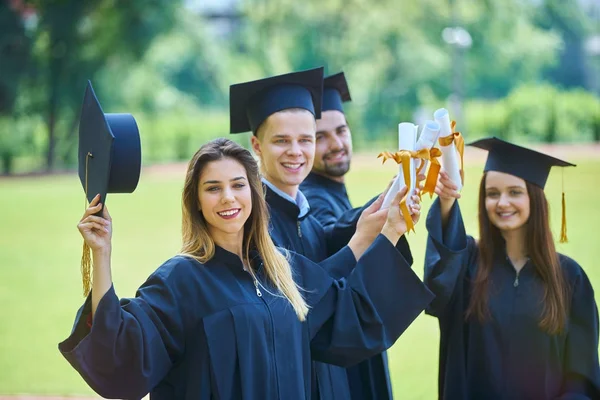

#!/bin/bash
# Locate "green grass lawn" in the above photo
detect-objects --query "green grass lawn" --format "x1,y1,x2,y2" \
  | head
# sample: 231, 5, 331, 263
1, 156, 598, 398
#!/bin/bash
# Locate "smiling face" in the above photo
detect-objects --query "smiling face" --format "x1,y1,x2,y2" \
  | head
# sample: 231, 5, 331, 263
484, 171, 531, 234
313, 110, 353, 181
251, 109, 316, 198
198, 157, 252, 246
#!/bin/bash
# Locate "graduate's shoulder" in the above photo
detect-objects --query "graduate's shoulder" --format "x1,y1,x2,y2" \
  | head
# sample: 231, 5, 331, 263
558, 253, 593, 286
276, 247, 320, 276
144, 254, 239, 308
151, 254, 201, 277
147, 254, 217, 288
304, 190, 333, 209
300, 183, 332, 203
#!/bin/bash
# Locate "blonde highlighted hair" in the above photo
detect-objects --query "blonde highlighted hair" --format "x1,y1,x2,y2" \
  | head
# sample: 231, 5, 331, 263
179, 138, 308, 320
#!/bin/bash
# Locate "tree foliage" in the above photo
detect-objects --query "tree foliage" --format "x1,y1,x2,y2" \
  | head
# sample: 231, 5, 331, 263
0, 0, 598, 174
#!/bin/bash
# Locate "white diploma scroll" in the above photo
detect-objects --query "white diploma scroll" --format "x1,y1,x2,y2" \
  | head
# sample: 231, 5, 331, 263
382, 122, 417, 209
415, 120, 441, 174
434, 108, 463, 191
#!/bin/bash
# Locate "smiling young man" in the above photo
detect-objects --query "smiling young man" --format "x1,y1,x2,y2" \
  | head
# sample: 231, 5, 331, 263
229, 67, 427, 400
300, 72, 354, 229
300, 72, 395, 400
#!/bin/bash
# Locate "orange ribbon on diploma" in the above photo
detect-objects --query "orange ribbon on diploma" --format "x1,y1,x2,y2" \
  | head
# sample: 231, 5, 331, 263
377, 148, 436, 233
437, 120, 465, 187
419, 147, 443, 198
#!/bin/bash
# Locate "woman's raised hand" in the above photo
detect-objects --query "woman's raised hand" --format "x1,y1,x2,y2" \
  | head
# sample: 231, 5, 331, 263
435, 171, 461, 202
381, 186, 422, 243
77, 194, 112, 253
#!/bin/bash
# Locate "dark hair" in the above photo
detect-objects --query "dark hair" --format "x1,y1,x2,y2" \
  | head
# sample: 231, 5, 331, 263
466, 172, 569, 334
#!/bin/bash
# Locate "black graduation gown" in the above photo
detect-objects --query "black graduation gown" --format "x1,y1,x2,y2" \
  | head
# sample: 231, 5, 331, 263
424, 198, 600, 400
301, 172, 395, 400
59, 236, 434, 400
301, 172, 353, 230
266, 184, 418, 399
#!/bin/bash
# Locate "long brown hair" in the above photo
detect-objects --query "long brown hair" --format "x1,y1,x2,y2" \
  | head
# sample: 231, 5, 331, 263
179, 138, 308, 320
466, 172, 569, 334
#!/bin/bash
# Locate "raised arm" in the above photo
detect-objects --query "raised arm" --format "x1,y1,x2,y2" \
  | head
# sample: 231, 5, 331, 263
424, 171, 476, 317
424, 196, 476, 317
58, 261, 188, 399
76, 194, 113, 316
59, 196, 186, 399
303, 190, 434, 367
328, 188, 417, 263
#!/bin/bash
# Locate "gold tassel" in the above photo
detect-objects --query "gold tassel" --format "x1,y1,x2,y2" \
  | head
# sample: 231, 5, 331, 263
81, 241, 92, 296
81, 152, 93, 296
559, 191, 568, 243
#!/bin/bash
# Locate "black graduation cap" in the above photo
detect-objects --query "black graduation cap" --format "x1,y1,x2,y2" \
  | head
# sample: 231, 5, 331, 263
229, 67, 324, 134
468, 137, 575, 189
78, 81, 141, 206
468, 136, 575, 243
322, 72, 351, 113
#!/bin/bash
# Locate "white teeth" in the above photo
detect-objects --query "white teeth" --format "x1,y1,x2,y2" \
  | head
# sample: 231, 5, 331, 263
218, 209, 239, 216
282, 163, 302, 169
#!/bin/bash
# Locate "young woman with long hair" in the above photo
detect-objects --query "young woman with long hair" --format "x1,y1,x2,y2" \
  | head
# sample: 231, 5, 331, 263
424, 137, 599, 399
59, 138, 433, 399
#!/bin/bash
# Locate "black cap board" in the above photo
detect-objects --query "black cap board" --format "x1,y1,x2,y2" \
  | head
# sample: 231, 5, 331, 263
78, 81, 141, 206
229, 67, 324, 134
468, 136, 575, 189
322, 71, 351, 113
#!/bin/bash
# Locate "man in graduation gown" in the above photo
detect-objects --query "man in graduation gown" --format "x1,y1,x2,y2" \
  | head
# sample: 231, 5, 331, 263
300, 72, 354, 229
229, 67, 424, 400
300, 72, 394, 400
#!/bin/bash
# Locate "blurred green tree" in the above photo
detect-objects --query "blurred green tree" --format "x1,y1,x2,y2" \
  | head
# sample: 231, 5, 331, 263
25, 0, 178, 171
535, 0, 595, 89
233, 0, 562, 144
0, 1, 34, 173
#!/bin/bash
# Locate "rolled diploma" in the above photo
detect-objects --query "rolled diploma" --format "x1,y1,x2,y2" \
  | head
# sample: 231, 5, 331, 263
434, 108, 463, 191
382, 122, 417, 209
415, 120, 441, 173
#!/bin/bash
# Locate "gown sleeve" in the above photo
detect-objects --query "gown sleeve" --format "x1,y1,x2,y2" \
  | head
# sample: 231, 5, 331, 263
555, 262, 600, 400
58, 257, 189, 399
316, 243, 357, 280
324, 195, 415, 267
300, 234, 434, 367
424, 198, 476, 317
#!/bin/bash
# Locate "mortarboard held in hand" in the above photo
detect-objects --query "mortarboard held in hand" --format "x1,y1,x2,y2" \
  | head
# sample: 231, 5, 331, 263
78, 80, 141, 296
468, 136, 575, 243
229, 67, 324, 135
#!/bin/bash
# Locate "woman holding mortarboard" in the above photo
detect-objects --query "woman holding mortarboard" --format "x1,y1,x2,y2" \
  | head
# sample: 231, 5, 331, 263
424, 137, 600, 399
58, 83, 434, 399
